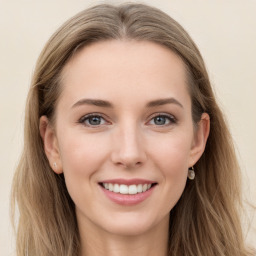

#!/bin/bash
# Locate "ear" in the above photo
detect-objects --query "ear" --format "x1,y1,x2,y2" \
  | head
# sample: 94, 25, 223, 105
39, 116, 63, 174
189, 113, 210, 167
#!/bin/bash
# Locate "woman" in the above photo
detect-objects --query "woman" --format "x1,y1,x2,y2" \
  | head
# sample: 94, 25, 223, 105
11, 3, 254, 256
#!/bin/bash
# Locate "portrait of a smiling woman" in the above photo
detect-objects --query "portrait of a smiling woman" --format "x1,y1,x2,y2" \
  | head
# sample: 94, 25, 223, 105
9, 2, 255, 256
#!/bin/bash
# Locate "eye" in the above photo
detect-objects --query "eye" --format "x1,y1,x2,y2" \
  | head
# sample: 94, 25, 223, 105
148, 114, 176, 126
79, 114, 108, 127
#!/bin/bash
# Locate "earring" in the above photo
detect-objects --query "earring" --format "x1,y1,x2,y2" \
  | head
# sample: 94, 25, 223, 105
188, 166, 195, 180
53, 162, 57, 169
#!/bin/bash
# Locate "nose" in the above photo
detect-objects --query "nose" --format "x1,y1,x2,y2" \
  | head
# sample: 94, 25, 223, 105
111, 124, 147, 169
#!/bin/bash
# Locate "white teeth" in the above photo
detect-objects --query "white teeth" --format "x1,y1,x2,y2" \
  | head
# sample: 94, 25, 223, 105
102, 183, 154, 194
119, 184, 128, 194
109, 183, 113, 192
128, 185, 137, 195
137, 184, 142, 193
142, 184, 148, 192
103, 183, 109, 189
113, 184, 120, 193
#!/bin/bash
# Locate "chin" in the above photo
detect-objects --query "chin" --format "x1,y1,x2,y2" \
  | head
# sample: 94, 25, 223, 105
100, 212, 168, 237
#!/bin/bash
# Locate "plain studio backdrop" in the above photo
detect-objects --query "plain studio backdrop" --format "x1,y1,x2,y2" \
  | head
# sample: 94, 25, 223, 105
0, 0, 255, 255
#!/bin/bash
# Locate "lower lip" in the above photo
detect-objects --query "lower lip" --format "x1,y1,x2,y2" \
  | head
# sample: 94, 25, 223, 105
99, 185, 156, 206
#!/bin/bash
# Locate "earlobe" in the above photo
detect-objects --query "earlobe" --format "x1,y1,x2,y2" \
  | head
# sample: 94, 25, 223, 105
189, 113, 210, 167
39, 116, 63, 174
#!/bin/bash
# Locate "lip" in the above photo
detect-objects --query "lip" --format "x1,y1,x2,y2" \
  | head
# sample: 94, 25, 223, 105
98, 179, 157, 206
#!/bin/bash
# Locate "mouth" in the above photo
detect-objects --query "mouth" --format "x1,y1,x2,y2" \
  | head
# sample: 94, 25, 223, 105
99, 182, 158, 195
98, 179, 158, 205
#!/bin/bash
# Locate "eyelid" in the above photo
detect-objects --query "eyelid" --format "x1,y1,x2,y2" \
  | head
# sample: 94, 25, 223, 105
147, 112, 177, 125
77, 112, 177, 127
78, 113, 110, 126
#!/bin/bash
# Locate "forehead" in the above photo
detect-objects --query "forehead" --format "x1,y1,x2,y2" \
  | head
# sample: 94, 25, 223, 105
59, 40, 190, 108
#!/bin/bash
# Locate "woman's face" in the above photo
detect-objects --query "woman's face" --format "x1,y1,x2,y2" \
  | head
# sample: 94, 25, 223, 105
41, 40, 208, 237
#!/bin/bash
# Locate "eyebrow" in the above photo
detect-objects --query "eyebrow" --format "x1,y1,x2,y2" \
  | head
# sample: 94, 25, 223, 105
72, 99, 113, 108
71, 97, 183, 109
146, 97, 183, 108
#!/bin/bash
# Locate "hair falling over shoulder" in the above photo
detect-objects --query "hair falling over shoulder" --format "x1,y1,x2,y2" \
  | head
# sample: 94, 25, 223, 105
11, 3, 255, 256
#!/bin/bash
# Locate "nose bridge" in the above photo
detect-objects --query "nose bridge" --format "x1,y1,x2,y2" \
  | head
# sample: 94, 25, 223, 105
111, 119, 146, 168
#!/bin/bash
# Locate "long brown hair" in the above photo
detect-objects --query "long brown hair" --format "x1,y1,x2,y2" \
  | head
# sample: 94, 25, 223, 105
11, 3, 254, 255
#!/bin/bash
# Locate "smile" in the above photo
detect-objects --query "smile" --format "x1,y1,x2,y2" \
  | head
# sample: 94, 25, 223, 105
101, 183, 153, 195
99, 179, 158, 205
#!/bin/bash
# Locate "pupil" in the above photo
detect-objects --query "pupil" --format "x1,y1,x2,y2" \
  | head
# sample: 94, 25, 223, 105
154, 116, 165, 125
89, 116, 101, 125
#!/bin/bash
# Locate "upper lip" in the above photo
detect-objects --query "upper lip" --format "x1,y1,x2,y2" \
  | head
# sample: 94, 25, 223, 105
99, 179, 157, 185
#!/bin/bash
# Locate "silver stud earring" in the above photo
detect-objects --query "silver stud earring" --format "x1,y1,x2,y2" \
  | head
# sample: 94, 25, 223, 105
188, 166, 195, 180
53, 162, 57, 169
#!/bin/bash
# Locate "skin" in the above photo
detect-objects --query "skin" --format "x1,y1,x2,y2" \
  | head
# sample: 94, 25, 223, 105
40, 40, 210, 256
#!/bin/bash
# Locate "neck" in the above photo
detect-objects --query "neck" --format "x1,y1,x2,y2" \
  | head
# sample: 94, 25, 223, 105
78, 215, 169, 256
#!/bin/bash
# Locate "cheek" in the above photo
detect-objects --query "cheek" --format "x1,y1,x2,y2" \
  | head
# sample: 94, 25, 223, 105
161, 143, 189, 190
57, 130, 110, 200
58, 130, 108, 173
57, 131, 111, 208
150, 131, 192, 173
149, 132, 192, 207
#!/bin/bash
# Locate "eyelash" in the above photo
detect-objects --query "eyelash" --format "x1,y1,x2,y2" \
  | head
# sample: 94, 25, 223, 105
78, 113, 108, 127
78, 113, 177, 127
148, 113, 177, 126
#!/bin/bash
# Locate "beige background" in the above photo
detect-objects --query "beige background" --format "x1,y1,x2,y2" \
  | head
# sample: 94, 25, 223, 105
0, 0, 255, 255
